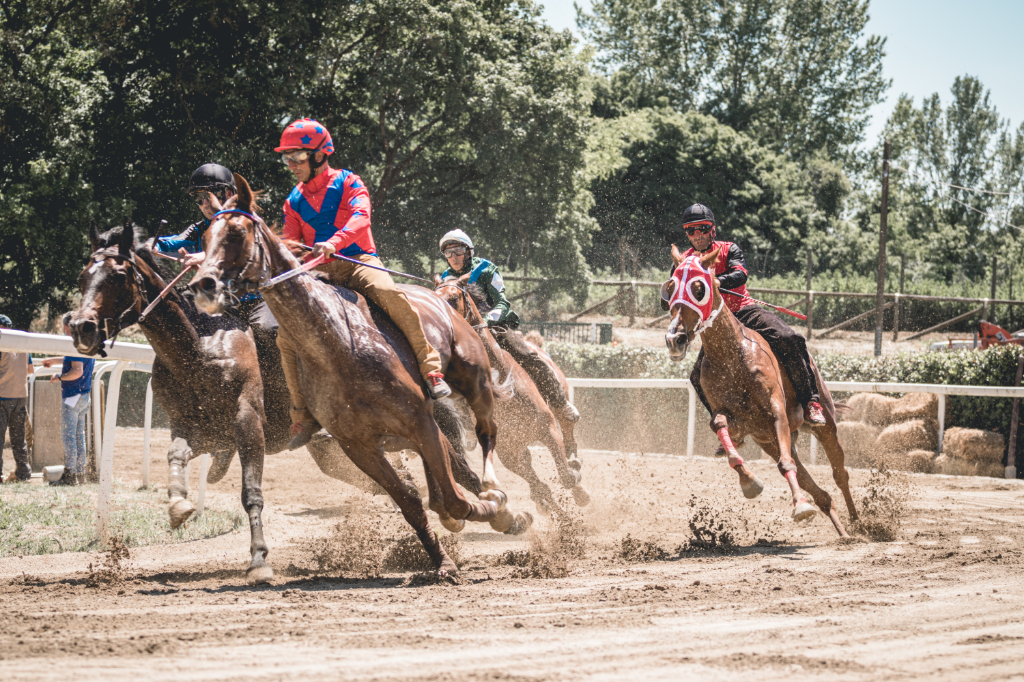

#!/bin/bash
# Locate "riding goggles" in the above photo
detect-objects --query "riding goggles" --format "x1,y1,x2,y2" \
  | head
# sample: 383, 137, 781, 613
281, 149, 313, 165
683, 220, 714, 236
443, 246, 468, 258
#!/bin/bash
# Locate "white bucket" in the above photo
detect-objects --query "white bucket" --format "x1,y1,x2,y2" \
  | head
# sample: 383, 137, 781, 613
43, 465, 65, 483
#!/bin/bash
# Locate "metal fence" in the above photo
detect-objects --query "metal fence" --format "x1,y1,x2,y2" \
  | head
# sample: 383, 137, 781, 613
519, 321, 613, 345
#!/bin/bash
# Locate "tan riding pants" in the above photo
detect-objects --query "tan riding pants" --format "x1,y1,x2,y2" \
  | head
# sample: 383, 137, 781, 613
277, 253, 443, 423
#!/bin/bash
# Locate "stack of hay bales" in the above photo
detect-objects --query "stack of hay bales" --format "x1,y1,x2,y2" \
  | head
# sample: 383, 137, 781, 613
836, 392, 938, 473
935, 428, 1005, 478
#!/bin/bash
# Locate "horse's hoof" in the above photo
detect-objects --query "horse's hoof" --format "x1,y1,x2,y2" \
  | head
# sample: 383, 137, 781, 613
489, 508, 515, 533
571, 484, 591, 507
246, 565, 274, 586
567, 457, 583, 472
479, 489, 508, 511
169, 498, 196, 529
741, 477, 764, 499
504, 512, 534, 535
792, 501, 817, 522
562, 469, 582, 489
438, 515, 466, 534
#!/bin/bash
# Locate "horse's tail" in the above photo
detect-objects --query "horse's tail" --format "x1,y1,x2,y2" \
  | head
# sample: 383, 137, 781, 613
491, 367, 516, 401
833, 401, 854, 417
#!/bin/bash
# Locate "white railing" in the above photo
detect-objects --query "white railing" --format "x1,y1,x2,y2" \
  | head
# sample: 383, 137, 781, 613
567, 378, 1024, 478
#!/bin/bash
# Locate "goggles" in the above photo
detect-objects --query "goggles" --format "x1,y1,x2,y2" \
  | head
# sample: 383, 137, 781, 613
683, 220, 714, 236
443, 246, 468, 258
281, 149, 313, 165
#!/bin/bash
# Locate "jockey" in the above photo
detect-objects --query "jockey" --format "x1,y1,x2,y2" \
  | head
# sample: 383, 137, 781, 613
680, 203, 826, 426
438, 229, 580, 423
155, 164, 236, 257
276, 118, 451, 449
155, 164, 263, 320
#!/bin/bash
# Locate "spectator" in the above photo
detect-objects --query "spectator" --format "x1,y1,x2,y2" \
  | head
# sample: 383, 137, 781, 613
0, 313, 35, 482
41, 314, 95, 486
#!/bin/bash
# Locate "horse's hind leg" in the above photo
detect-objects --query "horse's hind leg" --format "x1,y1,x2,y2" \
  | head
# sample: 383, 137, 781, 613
538, 415, 589, 507
811, 422, 859, 523
206, 450, 235, 484
342, 438, 459, 576
711, 414, 764, 499
167, 436, 197, 529
761, 422, 816, 522
414, 419, 498, 525
790, 432, 849, 537
236, 401, 272, 584
443, 354, 502, 492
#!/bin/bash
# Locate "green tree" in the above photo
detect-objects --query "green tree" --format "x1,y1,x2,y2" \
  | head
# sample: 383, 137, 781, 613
579, 0, 888, 163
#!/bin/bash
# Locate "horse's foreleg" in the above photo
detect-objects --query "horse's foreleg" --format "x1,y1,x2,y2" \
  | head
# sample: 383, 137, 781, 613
415, 420, 498, 525
790, 433, 848, 536
773, 424, 816, 522
558, 415, 582, 471
712, 414, 763, 499
167, 437, 197, 529
236, 401, 272, 585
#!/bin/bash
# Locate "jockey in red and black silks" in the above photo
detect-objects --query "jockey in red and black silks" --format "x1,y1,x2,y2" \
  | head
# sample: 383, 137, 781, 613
678, 203, 826, 428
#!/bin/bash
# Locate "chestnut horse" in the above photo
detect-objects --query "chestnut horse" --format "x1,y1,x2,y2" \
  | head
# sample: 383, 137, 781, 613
433, 275, 590, 517
189, 175, 512, 574
663, 246, 857, 536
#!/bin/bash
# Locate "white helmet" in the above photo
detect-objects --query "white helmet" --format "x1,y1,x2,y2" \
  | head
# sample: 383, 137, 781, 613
439, 229, 474, 254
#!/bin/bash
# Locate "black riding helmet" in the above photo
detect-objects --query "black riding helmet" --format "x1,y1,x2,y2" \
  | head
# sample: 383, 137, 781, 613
188, 163, 236, 199
681, 203, 717, 241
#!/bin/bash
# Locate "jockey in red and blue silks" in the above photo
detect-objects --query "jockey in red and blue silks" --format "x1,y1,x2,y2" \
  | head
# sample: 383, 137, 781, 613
274, 118, 449, 449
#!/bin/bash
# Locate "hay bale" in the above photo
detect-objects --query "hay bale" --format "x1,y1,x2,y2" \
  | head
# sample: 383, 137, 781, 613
877, 419, 938, 454
943, 427, 1004, 464
891, 393, 938, 422
836, 421, 881, 468
846, 393, 898, 426
935, 454, 1004, 478
907, 449, 936, 474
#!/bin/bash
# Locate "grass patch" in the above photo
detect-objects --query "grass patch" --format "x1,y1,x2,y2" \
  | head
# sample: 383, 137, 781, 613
0, 480, 245, 556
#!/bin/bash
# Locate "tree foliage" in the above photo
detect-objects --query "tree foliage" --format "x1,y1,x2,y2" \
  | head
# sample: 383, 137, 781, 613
579, 0, 889, 163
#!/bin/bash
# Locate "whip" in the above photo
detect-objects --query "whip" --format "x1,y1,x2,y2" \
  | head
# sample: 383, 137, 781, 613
719, 289, 808, 321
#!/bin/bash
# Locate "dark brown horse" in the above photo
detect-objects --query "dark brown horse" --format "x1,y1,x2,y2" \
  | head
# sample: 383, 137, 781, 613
433, 276, 590, 517
663, 246, 857, 536
70, 221, 288, 583
189, 175, 511, 574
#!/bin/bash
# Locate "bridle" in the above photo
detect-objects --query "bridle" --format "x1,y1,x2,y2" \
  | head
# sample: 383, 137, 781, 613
436, 279, 489, 330
85, 247, 149, 355
206, 209, 271, 301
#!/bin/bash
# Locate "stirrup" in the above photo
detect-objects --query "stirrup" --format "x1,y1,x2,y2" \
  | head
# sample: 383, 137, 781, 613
426, 372, 452, 399
805, 401, 826, 425
288, 420, 321, 450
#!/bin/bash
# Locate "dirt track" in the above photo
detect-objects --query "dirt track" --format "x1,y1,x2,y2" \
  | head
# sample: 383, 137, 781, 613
2, 429, 1024, 681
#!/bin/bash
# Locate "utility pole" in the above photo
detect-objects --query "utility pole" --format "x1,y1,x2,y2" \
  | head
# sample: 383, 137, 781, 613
805, 248, 813, 339
875, 140, 890, 357
989, 254, 998, 325
893, 253, 906, 342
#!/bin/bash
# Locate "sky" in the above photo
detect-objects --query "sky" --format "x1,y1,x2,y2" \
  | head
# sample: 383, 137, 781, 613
539, 0, 1024, 146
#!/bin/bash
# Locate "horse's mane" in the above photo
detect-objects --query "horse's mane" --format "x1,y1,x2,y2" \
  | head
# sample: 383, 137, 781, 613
463, 282, 492, 314
95, 223, 195, 306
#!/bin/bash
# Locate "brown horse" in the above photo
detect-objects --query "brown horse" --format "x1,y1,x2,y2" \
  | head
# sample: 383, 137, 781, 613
663, 246, 857, 536
433, 275, 590, 517
189, 175, 511, 574
70, 221, 286, 583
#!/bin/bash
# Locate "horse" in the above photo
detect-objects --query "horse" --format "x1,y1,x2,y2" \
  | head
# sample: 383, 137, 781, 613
69, 220, 289, 584
188, 174, 519, 575
433, 275, 590, 518
663, 245, 857, 536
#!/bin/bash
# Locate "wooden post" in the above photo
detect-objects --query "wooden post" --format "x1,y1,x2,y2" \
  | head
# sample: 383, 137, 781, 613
989, 254, 997, 324
1011, 261, 1015, 331
893, 253, 906, 342
875, 140, 890, 356
628, 281, 637, 326
1007, 354, 1023, 479
805, 248, 813, 338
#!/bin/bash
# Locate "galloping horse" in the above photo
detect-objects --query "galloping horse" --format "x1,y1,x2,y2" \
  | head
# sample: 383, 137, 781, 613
663, 246, 857, 536
433, 275, 590, 517
70, 221, 287, 584
189, 175, 512, 575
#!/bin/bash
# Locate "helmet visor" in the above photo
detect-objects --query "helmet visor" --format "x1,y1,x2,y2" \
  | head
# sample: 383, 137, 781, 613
442, 245, 468, 258
281, 150, 313, 165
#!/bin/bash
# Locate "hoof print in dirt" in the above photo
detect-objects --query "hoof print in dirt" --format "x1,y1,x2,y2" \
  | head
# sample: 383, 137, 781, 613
407, 571, 462, 587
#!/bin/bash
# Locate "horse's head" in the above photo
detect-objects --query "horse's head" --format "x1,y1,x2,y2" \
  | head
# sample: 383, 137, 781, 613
190, 174, 267, 314
433, 272, 474, 318
663, 244, 723, 360
69, 219, 150, 356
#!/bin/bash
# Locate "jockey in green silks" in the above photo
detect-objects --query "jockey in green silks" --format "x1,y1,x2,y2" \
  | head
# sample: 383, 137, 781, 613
439, 229, 580, 423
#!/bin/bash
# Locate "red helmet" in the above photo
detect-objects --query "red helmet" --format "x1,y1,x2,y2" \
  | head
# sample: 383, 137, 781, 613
274, 118, 334, 155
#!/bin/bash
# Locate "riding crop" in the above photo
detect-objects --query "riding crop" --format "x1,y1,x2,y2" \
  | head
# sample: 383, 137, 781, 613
718, 289, 808, 321
294, 244, 435, 285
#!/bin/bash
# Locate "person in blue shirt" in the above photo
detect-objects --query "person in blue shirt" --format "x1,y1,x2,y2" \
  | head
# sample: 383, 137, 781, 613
155, 163, 237, 258
41, 314, 95, 486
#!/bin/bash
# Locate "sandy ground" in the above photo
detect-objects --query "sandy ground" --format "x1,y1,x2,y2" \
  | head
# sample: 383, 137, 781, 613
1, 427, 1024, 681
